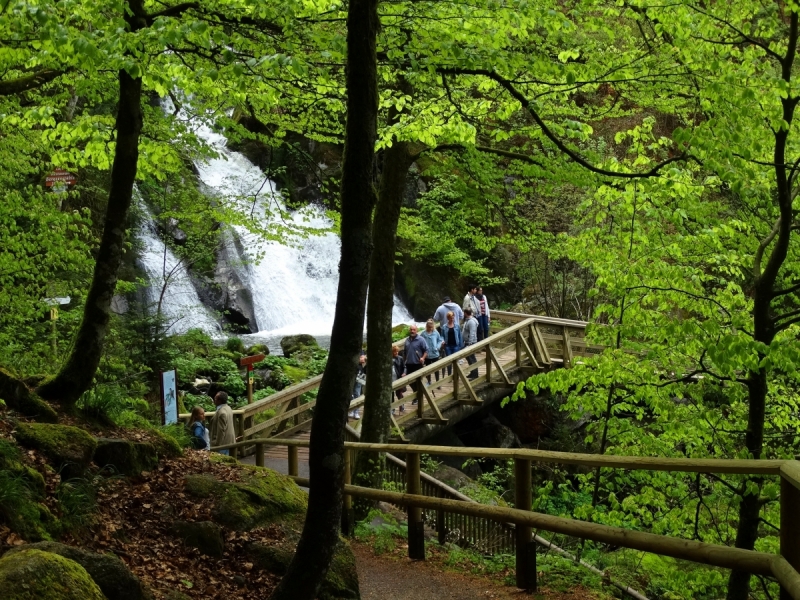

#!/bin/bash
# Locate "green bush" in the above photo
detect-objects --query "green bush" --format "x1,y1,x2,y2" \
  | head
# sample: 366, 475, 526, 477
56, 478, 97, 533
225, 337, 245, 354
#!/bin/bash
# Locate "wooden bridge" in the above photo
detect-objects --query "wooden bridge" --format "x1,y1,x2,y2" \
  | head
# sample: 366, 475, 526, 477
180, 310, 602, 451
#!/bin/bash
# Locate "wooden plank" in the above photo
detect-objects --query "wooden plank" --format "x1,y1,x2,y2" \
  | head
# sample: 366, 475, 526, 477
782, 473, 800, 600
562, 327, 574, 368
421, 384, 448, 423
455, 361, 481, 405
773, 557, 800, 600
488, 346, 512, 385
781, 461, 800, 492
533, 323, 552, 364
342, 485, 778, 577
518, 333, 541, 370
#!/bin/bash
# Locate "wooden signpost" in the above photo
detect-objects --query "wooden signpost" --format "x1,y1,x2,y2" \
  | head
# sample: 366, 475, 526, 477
45, 168, 77, 188
239, 354, 266, 404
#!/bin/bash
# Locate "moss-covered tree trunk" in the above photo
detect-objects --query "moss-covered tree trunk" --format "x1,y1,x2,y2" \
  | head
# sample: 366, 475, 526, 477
38, 69, 143, 405
267, 0, 379, 597
353, 139, 415, 517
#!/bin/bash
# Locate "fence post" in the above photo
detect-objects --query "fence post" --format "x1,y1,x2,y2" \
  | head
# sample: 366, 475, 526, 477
780, 472, 800, 600
288, 445, 299, 477
486, 346, 492, 383
342, 448, 354, 536
515, 332, 523, 367
255, 442, 264, 468
416, 378, 424, 418
407, 452, 425, 560
514, 458, 536, 592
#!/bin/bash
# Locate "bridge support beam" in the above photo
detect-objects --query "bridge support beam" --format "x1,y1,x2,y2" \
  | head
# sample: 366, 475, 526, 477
342, 448, 354, 536
515, 458, 536, 592
407, 452, 425, 560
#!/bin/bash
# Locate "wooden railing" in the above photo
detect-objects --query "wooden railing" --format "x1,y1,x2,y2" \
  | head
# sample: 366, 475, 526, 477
213, 437, 800, 598
180, 310, 601, 449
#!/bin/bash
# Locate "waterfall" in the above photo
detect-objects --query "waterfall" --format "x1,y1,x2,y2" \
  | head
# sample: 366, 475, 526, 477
191, 116, 414, 337
135, 203, 222, 335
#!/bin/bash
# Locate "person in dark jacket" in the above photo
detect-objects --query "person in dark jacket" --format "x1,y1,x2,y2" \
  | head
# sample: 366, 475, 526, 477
442, 310, 463, 376
350, 354, 367, 419
391, 345, 407, 414
475, 286, 491, 340
404, 325, 428, 404
189, 406, 210, 450
461, 308, 479, 379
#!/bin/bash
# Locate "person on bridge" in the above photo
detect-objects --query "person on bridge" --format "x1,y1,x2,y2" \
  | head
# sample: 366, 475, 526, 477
475, 286, 491, 340
420, 319, 444, 385
210, 391, 236, 455
463, 285, 483, 339
404, 324, 428, 404
392, 345, 407, 413
433, 296, 463, 331
461, 308, 479, 380
442, 310, 463, 376
349, 354, 367, 419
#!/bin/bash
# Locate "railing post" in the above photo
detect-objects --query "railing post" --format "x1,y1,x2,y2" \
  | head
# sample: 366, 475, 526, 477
416, 378, 424, 418
514, 458, 535, 592
342, 448, 354, 536
288, 445, 299, 477
407, 452, 425, 560
486, 345, 492, 383
255, 442, 264, 468
780, 473, 800, 600
515, 331, 523, 367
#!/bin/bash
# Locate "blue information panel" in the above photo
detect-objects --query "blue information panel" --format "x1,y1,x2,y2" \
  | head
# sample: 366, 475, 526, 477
161, 370, 178, 425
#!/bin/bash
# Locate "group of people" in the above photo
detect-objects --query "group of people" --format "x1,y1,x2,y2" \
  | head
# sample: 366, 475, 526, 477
188, 391, 235, 452
350, 284, 491, 418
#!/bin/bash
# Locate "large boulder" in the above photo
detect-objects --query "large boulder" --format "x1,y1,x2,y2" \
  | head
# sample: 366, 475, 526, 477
247, 538, 359, 600
184, 467, 307, 531
13, 423, 96, 479
6, 542, 153, 600
279, 334, 318, 358
0, 369, 58, 423
170, 521, 224, 557
0, 549, 104, 600
457, 414, 520, 449
94, 438, 159, 476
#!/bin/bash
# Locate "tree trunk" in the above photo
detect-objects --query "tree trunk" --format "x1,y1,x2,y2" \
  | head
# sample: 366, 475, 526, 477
38, 69, 143, 405
267, 0, 379, 597
353, 140, 415, 518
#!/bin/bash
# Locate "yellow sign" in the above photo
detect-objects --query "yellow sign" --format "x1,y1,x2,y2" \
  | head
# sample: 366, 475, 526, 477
50, 307, 58, 320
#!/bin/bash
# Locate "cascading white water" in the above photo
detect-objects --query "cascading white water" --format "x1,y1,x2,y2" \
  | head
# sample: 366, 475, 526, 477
136, 203, 222, 335
192, 115, 414, 337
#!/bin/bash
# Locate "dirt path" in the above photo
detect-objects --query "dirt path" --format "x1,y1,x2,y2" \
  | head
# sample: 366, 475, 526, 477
353, 542, 522, 600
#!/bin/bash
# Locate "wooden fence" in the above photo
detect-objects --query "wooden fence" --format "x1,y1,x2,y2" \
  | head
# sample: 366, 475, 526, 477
213, 437, 800, 598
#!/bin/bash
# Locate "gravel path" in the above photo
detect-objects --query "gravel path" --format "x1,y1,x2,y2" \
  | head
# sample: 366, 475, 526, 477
352, 542, 527, 600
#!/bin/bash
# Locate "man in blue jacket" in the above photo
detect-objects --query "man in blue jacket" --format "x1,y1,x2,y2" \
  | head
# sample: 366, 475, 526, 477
403, 324, 428, 400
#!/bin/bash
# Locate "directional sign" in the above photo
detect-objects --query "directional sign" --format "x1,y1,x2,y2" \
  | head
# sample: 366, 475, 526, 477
239, 353, 266, 367
43, 297, 71, 306
45, 168, 77, 187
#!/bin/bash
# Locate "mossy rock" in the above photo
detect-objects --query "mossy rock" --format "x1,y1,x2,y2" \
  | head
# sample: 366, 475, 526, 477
0, 368, 58, 423
2, 497, 58, 542
170, 520, 224, 557
13, 423, 96, 479
0, 549, 104, 600
0, 439, 46, 498
246, 344, 269, 356
94, 438, 159, 476
185, 468, 307, 531
280, 334, 319, 358
6, 542, 153, 600
148, 429, 183, 459
247, 538, 359, 600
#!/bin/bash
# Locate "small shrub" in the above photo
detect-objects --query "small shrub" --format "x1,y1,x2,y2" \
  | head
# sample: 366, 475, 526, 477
161, 422, 192, 449
225, 337, 245, 354
56, 477, 97, 533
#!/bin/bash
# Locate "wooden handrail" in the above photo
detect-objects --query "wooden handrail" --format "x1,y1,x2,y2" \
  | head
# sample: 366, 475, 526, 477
781, 461, 800, 491
210, 437, 790, 475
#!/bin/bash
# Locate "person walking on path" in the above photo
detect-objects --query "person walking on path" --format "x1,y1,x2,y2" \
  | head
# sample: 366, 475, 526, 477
462, 285, 483, 339
461, 308, 479, 379
350, 354, 367, 419
210, 392, 236, 455
433, 296, 463, 331
404, 324, 428, 404
391, 345, 407, 414
475, 286, 491, 340
420, 319, 444, 385
442, 310, 463, 377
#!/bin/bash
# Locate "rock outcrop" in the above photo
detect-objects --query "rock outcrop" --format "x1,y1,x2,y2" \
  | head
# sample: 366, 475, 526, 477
0, 548, 105, 600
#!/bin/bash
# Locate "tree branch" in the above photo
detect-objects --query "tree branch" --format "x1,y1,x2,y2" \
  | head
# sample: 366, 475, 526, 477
440, 67, 689, 179
753, 217, 781, 280
432, 143, 545, 167
0, 69, 64, 96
